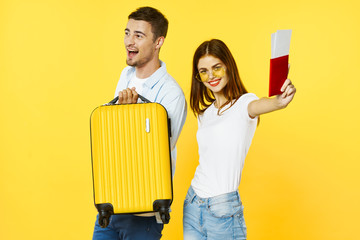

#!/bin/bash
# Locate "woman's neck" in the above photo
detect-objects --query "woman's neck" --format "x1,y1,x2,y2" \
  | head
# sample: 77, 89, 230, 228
213, 92, 227, 109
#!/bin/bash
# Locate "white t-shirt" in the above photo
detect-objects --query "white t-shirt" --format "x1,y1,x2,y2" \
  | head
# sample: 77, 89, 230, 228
191, 93, 259, 198
127, 74, 149, 97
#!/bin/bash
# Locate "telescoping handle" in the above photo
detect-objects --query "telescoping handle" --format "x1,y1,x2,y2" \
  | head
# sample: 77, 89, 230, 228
107, 94, 151, 105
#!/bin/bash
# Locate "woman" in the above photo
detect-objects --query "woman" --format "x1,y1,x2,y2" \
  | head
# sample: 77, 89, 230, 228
183, 39, 296, 239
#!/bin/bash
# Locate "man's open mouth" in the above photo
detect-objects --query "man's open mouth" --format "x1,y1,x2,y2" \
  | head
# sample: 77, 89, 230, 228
127, 50, 139, 58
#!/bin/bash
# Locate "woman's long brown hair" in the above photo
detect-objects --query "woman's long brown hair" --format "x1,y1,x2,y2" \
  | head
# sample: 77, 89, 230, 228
190, 39, 248, 117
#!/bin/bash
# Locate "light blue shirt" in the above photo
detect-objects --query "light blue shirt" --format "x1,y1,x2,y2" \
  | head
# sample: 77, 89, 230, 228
114, 60, 187, 175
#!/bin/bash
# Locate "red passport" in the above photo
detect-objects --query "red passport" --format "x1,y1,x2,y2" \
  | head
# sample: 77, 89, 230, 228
269, 55, 289, 97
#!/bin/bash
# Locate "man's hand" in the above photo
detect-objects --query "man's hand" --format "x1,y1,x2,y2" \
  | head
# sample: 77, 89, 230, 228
117, 87, 139, 104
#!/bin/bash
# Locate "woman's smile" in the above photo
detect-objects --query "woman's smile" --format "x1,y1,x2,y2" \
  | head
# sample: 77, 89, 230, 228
208, 78, 221, 87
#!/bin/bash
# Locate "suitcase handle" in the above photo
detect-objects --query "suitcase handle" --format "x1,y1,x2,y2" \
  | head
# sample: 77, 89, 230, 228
106, 94, 172, 138
107, 94, 151, 105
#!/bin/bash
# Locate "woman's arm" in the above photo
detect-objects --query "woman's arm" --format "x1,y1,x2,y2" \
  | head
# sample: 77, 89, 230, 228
248, 79, 296, 118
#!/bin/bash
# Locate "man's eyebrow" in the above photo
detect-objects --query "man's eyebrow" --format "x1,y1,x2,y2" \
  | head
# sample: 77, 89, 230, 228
134, 30, 146, 36
124, 28, 146, 36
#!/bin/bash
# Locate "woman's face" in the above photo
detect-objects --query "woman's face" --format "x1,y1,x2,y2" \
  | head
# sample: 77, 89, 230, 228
197, 55, 228, 94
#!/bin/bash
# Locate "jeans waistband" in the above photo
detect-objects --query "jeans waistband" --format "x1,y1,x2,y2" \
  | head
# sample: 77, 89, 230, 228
187, 186, 241, 205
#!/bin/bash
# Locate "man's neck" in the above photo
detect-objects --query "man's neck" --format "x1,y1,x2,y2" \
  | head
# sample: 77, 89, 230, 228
135, 58, 161, 79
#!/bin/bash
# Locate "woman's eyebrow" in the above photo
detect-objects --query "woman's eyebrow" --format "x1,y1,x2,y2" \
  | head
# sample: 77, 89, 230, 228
198, 62, 222, 71
212, 63, 222, 68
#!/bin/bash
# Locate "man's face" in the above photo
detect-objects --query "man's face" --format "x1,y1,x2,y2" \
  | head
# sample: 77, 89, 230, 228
124, 19, 158, 68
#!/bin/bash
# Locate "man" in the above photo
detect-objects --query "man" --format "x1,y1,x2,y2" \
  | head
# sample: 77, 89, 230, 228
92, 7, 187, 240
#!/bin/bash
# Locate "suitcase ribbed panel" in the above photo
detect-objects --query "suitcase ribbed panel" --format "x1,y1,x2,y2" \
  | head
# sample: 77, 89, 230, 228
91, 103, 172, 214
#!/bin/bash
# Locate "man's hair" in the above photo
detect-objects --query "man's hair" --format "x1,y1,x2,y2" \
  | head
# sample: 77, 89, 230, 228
128, 7, 168, 41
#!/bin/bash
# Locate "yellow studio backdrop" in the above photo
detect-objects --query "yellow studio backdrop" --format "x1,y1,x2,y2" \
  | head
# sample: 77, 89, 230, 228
1, 0, 359, 239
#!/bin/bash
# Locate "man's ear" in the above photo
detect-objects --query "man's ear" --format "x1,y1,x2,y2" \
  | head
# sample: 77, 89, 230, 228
155, 36, 165, 50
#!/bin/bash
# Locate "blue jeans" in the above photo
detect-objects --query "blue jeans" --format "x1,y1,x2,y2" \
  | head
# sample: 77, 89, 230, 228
183, 186, 247, 240
92, 214, 163, 240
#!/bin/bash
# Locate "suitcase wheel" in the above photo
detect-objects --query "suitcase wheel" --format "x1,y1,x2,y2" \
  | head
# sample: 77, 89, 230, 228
153, 200, 171, 224
99, 215, 109, 228
96, 203, 114, 228
161, 212, 170, 224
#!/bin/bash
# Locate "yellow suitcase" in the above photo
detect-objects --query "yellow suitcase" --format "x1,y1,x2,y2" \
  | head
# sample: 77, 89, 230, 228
90, 96, 172, 228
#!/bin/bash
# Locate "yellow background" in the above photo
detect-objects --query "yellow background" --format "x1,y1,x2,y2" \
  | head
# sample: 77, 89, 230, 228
1, 0, 359, 239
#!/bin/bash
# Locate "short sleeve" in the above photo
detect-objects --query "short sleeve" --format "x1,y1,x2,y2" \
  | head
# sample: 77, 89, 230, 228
235, 93, 259, 121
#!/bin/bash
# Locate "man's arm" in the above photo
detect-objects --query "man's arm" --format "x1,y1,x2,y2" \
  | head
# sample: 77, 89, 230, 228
161, 90, 187, 151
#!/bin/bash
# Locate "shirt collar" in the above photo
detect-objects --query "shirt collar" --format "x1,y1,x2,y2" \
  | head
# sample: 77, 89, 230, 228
145, 60, 167, 89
